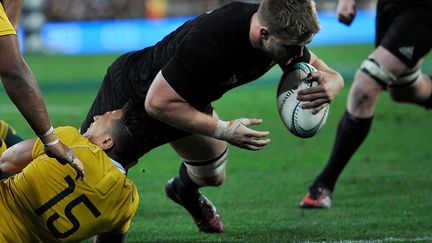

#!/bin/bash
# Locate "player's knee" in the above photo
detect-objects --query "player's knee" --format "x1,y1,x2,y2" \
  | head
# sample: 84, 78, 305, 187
360, 56, 421, 89
349, 80, 378, 111
183, 148, 228, 187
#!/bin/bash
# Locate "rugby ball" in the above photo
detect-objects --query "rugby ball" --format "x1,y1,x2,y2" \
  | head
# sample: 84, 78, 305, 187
276, 62, 329, 138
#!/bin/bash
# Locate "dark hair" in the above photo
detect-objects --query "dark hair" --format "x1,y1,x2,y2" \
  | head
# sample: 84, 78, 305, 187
109, 101, 143, 167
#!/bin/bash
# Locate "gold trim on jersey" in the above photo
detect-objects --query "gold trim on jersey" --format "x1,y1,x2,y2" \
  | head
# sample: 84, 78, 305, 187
0, 3, 17, 36
0, 120, 8, 141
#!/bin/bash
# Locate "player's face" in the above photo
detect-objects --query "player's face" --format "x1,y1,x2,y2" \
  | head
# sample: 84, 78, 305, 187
84, 109, 123, 138
261, 32, 312, 66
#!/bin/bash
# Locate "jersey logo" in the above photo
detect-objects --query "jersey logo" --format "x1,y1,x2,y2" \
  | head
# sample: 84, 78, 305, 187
398, 46, 414, 60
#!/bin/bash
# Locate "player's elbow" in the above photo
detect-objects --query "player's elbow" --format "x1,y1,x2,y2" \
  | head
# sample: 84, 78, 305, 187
145, 94, 166, 119
0, 156, 14, 174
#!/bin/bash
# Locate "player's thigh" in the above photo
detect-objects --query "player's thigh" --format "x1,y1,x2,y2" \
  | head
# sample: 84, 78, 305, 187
373, 47, 430, 102
377, 3, 432, 69
170, 110, 227, 161
347, 45, 416, 117
389, 73, 432, 103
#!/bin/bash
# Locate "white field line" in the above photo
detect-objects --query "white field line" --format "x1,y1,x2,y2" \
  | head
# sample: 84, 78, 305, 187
0, 105, 87, 116
301, 236, 432, 243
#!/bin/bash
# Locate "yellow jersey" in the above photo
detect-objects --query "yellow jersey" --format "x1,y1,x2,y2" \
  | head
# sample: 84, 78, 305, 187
0, 127, 139, 242
0, 2, 16, 36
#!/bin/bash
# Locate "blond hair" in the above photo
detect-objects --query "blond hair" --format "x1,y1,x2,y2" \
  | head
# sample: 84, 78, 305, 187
257, 0, 320, 42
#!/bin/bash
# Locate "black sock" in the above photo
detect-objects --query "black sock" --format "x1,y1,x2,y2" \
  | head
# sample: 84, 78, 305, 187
313, 111, 373, 192
173, 163, 201, 195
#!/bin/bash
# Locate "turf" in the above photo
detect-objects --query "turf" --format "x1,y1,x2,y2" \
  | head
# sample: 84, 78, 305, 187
1, 44, 431, 242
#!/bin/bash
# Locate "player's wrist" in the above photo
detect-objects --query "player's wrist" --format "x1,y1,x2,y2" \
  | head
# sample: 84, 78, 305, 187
214, 120, 229, 139
38, 126, 60, 146
214, 119, 244, 140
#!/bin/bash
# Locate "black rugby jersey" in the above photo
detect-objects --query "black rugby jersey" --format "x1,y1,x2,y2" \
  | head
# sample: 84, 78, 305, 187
114, 2, 310, 107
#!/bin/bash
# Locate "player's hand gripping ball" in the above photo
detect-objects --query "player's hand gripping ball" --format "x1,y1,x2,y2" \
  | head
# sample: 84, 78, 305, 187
277, 62, 329, 138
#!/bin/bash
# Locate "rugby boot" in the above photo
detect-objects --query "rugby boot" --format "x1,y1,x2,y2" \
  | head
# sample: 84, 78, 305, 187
165, 178, 224, 233
300, 185, 332, 209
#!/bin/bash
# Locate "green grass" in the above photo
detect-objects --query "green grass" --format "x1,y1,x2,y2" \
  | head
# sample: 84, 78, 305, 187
1, 44, 432, 242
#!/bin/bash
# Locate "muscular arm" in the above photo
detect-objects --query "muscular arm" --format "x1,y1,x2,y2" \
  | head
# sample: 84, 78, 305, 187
0, 139, 36, 174
0, 35, 85, 179
2, 0, 22, 30
145, 71, 270, 150
0, 36, 53, 136
146, 71, 218, 137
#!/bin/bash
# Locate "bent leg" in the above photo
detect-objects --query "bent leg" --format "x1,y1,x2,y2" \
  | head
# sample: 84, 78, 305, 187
170, 132, 228, 187
165, 110, 227, 233
301, 53, 383, 209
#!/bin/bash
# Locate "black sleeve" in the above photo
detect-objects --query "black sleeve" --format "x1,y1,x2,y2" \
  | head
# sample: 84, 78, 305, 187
161, 33, 222, 105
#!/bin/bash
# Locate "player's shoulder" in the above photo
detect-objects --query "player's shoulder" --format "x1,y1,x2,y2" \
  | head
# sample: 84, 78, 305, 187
54, 126, 80, 136
55, 126, 81, 140
54, 126, 95, 149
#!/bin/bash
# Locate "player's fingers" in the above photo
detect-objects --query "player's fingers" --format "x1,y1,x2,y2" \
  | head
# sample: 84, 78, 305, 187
242, 139, 271, 151
65, 147, 85, 181
297, 85, 322, 96
245, 129, 270, 138
301, 98, 329, 110
71, 158, 85, 181
297, 92, 328, 101
312, 103, 329, 114
239, 118, 262, 127
338, 14, 354, 25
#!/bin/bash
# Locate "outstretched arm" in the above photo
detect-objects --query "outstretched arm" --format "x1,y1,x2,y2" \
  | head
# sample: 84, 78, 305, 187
0, 35, 84, 179
145, 71, 270, 150
0, 139, 36, 174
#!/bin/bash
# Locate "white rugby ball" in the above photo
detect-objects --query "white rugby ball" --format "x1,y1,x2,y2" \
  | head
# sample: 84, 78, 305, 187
276, 62, 329, 138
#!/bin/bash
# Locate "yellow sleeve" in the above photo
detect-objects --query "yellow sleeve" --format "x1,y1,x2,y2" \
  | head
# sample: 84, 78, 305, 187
0, 139, 7, 155
0, 3, 16, 36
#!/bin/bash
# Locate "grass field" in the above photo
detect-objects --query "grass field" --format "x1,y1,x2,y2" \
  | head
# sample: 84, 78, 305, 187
1, 44, 432, 242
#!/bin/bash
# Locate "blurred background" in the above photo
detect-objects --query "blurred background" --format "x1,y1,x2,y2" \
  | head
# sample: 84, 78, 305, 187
20, 0, 378, 54
5, 1, 432, 242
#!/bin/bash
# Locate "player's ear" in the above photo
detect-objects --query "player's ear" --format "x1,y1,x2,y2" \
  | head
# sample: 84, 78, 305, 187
260, 28, 269, 40
102, 137, 114, 150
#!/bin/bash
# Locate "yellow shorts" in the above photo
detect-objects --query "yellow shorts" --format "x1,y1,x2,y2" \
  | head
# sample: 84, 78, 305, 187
0, 3, 16, 36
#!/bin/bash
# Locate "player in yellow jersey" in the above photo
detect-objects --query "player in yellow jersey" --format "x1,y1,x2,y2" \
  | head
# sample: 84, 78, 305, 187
1, 0, 84, 177
0, 108, 140, 242
0, 119, 24, 179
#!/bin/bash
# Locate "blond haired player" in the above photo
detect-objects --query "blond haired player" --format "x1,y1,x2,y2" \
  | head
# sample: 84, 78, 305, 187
1, 0, 84, 177
0, 109, 139, 242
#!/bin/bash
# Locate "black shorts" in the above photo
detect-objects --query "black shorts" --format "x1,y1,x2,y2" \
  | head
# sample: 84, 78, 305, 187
81, 56, 213, 156
376, 0, 432, 68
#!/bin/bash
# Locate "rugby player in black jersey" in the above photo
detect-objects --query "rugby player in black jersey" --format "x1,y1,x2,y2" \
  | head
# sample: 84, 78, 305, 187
300, 0, 432, 209
81, 0, 344, 233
